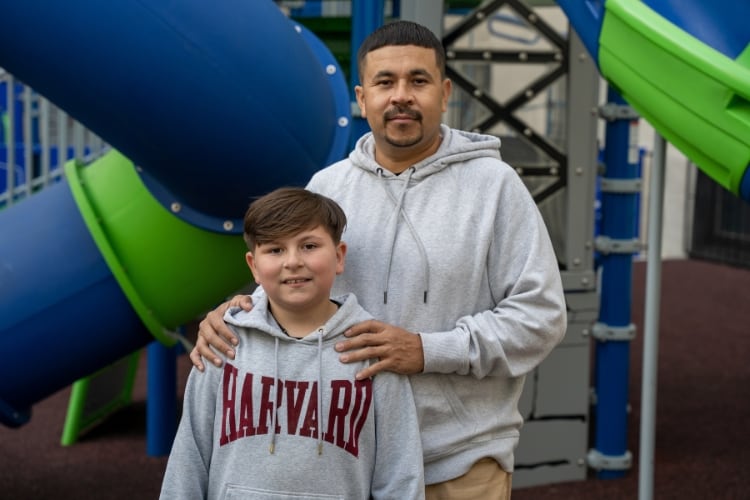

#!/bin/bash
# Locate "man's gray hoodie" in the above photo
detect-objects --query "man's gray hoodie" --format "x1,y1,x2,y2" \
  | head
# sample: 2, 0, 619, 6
305, 125, 567, 484
160, 293, 424, 499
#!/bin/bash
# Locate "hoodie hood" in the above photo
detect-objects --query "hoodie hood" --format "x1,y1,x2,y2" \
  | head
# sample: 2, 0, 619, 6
350, 124, 502, 180
347, 124, 502, 304
224, 292, 370, 343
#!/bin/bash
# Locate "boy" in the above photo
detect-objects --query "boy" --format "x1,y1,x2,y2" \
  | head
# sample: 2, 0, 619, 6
160, 187, 424, 499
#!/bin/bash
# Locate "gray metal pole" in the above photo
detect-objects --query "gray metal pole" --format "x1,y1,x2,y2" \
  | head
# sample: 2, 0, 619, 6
638, 132, 667, 500
397, 0, 444, 37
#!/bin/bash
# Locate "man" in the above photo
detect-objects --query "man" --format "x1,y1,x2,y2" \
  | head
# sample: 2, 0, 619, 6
192, 20, 566, 499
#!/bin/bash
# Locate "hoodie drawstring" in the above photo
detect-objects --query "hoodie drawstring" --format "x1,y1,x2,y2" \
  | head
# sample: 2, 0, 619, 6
317, 329, 324, 455
378, 167, 430, 304
269, 337, 279, 454
267, 326, 326, 456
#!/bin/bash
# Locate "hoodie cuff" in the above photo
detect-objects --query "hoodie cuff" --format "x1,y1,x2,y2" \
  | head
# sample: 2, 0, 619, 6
420, 329, 469, 374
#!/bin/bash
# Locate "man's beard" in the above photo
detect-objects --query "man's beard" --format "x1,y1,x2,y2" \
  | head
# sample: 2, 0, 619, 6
385, 129, 423, 148
383, 107, 423, 147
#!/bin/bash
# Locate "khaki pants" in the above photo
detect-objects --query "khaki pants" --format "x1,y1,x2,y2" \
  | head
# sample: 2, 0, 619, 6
425, 458, 512, 500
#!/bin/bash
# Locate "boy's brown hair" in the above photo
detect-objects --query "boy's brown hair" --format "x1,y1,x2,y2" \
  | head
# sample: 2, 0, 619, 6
243, 187, 347, 249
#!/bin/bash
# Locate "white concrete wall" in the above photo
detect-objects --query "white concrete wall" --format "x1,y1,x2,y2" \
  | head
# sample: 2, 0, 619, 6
636, 120, 692, 260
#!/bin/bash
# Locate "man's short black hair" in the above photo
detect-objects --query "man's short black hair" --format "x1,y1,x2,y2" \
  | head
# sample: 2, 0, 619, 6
357, 20, 446, 79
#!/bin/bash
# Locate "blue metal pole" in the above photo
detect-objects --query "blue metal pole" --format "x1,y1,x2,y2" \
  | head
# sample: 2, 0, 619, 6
348, 0, 385, 149
146, 340, 178, 456
593, 89, 640, 479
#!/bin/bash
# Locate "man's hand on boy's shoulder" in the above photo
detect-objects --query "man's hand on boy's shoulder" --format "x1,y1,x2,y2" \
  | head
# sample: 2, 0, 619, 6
191, 295, 254, 371
336, 320, 424, 380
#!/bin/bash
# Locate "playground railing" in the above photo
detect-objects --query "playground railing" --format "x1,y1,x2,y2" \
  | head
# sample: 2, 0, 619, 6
1, 69, 107, 208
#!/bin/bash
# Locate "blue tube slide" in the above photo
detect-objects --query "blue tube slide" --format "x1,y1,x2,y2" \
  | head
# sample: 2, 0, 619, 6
0, 1, 350, 427
0, 180, 154, 426
0, 0, 350, 233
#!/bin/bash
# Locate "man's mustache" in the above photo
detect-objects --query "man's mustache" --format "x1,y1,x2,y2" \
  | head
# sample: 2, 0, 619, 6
384, 108, 422, 121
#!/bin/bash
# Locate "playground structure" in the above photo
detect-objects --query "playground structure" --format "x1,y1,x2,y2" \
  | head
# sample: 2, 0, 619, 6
1, 0, 748, 493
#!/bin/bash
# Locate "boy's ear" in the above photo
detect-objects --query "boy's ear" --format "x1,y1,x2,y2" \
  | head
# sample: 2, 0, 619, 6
245, 251, 260, 284
336, 241, 347, 275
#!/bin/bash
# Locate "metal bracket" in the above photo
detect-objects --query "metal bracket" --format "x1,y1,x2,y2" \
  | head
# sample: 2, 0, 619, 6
599, 102, 639, 121
591, 322, 637, 342
587, 448, 633, 471
599, 177, 642, 194
594, 236, 642, 255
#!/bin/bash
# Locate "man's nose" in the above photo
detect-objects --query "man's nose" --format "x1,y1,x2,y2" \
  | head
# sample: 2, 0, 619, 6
390, 80, 413, 104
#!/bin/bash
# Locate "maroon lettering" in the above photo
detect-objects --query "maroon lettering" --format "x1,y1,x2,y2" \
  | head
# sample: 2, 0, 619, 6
257, 376, 276, 434
219, 363, 239, 445
299, 382, 319, 438
345, 379, 372, 456
237, 372, 255, 438
325, 380, 352, 448
284, 380, 309, 435
218, 371, 372, 456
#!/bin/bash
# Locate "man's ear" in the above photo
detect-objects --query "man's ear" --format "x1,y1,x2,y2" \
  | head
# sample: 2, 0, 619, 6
336, 241, 347, 275
245, 251, 260, 284
354, 85, 367, 118
441, 78, 452, 113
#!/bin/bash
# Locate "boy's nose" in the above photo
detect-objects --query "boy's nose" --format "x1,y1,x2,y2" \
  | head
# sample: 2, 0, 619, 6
284, 250, 303, 267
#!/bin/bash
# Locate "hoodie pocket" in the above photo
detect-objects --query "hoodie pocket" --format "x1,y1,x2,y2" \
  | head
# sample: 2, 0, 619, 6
414, 375, 475, 460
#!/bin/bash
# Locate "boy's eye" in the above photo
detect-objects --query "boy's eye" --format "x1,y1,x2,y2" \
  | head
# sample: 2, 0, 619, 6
303, 243, 317, 250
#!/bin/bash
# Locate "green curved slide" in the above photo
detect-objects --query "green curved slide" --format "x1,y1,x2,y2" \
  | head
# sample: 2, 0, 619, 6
599, 0, 750, 199
65, 149, 250, 346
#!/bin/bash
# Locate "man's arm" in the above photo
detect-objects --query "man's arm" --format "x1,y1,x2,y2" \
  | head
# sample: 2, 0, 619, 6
414, 172, 567, 379
190, 295, 253, 371
334, 285, 564, 383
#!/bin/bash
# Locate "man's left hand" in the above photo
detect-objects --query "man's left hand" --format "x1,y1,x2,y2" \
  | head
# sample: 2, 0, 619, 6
335, 320, 424, 379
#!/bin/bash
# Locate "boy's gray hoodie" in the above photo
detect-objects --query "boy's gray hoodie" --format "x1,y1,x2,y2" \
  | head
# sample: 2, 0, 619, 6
305, 125, 567, 484
160, 293, 424, 499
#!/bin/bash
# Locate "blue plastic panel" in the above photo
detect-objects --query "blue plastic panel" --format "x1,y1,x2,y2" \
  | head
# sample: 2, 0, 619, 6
642, 0, 750, 60
556, 0, 606, 65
